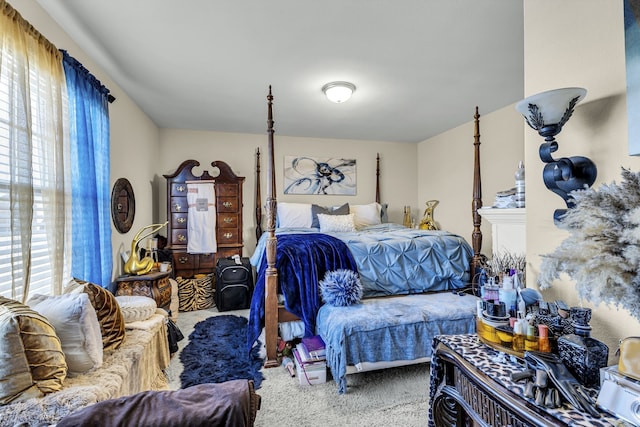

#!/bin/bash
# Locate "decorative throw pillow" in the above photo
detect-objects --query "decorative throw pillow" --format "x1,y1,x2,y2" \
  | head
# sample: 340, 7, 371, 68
115, 295, 157, 323
65, 279, 126, 351
276, 202, 313, 228
311, 203, 349, 228
0, 297, 66, 404
319, 269, 363, 307
317, 213, 356, 233
27, 293, 103, 374
350, 202, 382, 229
176, 274, 214, 312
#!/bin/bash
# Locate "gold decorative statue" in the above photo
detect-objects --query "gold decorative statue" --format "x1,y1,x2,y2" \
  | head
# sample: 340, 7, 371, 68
419, 200, 439, 230
124, 222, 168, 275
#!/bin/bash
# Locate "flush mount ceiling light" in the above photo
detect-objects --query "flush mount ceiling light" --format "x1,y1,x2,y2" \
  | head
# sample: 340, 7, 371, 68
322, 81, 356, 103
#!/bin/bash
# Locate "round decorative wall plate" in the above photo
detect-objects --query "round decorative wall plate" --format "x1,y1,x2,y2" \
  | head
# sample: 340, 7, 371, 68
111, 177, 135, 233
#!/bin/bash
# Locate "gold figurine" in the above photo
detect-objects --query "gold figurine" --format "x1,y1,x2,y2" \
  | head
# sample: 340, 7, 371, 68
124, 222, 168, 275
419, 200, 439, 230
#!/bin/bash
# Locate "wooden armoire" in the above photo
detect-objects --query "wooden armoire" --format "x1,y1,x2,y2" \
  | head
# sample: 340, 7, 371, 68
163, 160, 245, 278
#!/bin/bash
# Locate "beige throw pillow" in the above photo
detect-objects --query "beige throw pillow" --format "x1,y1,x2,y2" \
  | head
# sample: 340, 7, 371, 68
0, 297, 67, 404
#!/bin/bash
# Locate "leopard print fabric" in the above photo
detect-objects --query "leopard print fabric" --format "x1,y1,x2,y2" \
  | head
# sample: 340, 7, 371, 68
429, 334, 622, 427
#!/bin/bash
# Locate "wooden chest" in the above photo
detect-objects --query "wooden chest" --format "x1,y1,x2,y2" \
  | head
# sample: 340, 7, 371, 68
115, 270, 172, 311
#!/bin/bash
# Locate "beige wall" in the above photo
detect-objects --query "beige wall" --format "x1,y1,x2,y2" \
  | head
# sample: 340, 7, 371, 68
524, 0, 640, 357
11, 1, 160, 282
157, 130, 417, 252
418, 104, 525, 254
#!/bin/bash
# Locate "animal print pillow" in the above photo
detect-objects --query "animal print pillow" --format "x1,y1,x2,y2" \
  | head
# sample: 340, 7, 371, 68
176, 274, 214, 312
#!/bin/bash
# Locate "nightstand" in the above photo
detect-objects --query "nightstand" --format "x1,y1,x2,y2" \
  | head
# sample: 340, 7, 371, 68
115, 270, 172, 311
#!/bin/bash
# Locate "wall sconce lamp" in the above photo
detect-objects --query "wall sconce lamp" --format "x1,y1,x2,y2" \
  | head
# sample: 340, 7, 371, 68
322, 81, 356, 103
515, 87, 597, 223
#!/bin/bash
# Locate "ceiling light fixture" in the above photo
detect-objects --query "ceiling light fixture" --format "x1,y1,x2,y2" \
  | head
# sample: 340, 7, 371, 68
322, 81, 356, 103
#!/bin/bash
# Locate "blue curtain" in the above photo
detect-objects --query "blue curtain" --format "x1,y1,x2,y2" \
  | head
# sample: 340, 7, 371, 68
62, 50, 112, 287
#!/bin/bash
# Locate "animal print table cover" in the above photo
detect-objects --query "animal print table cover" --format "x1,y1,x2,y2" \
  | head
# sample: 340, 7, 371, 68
429, 334, 625, 427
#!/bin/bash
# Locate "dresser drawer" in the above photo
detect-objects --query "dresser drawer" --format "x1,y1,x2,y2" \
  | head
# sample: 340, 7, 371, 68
216, 183, 238, 197
172, 229, 188, 245
217, 196, 238, 212
197, 253, 216, 269
217, 213, 238, 228
171, 182, 188, 197
216, 247, 242, 260
217, 228, 240, 244
173, 252, 196, 269
171, 212, 188, 229
170, 197, 188, 213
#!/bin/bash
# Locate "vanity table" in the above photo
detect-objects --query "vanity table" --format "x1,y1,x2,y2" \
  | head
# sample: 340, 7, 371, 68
429, 334, 622, 427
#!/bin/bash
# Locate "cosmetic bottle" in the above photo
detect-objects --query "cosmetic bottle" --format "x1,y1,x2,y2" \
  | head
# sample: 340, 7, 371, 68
515, 160, 525, 208
538, 324, 551, 353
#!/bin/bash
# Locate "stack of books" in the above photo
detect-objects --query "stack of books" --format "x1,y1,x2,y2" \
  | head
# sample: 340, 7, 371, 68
293, 335, 326, 385
296, 335, 326, 362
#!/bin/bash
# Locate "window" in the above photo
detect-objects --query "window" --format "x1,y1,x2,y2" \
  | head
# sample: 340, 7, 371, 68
0, 9, 71, 301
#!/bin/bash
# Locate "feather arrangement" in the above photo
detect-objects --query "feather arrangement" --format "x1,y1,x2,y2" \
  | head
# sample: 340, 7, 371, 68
538, 168, 640, 320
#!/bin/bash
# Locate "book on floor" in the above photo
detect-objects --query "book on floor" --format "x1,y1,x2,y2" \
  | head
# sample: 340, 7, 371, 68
296, 342, 325, 363
301, 335, 326, 359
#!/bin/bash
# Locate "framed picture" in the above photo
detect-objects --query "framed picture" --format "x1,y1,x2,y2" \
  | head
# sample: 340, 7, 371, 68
625, 0, 640, 155
283, 156, 356, 195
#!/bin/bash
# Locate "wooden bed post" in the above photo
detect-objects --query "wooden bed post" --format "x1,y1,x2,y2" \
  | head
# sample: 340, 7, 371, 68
471, 106, 483, 289
375, 153, 381, 204
264, 87, 279, 368
255, 147, 262, 243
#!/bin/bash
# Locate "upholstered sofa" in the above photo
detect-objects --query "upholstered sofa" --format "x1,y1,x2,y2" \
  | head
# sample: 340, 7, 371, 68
0, 283, 170, 427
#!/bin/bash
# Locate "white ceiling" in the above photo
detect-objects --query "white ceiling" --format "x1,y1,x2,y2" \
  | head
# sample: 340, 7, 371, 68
37, 0, 524, 143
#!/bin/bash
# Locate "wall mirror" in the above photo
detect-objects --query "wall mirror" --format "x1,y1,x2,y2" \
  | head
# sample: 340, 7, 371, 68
111, 177, 135, 233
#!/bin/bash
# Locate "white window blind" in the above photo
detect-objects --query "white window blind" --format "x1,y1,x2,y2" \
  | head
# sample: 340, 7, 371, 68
0, 48, 66, 300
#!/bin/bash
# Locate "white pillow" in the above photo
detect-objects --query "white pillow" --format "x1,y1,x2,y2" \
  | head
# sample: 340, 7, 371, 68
277, 202, 313, 228
317, 213, 356, 233
116, 295, 157, 323
27, 293, 103, 374
350, 202, 382, 229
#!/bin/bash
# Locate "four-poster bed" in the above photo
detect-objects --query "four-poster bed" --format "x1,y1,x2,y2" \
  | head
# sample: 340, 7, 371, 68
250, 87, 484, 392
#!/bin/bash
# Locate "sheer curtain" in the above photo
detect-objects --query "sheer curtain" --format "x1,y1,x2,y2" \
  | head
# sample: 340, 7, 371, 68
0, 1, 71, 300
62, 51, 112, 288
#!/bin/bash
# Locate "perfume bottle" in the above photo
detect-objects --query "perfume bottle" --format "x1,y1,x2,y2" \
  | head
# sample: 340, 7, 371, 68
403, 206, 411, 228
557, 307, 609, 387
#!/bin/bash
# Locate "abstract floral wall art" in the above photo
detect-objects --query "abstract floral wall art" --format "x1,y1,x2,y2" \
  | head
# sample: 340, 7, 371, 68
283, 156, 356, 195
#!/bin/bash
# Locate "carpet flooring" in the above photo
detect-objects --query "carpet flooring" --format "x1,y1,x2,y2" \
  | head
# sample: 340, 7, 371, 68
166, 307, 430, 427
179, 314, 264, 389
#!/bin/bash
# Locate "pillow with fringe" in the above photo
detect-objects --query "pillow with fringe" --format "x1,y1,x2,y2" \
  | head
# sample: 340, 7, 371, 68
319, 269, 362, 307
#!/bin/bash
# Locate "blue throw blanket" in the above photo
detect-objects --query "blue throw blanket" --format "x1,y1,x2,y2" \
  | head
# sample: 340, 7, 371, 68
247, 233, 357, 350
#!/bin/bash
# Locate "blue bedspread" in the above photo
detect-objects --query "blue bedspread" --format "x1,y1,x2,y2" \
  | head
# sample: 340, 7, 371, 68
247, 233, 357, 351
251, 224, 473, 297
